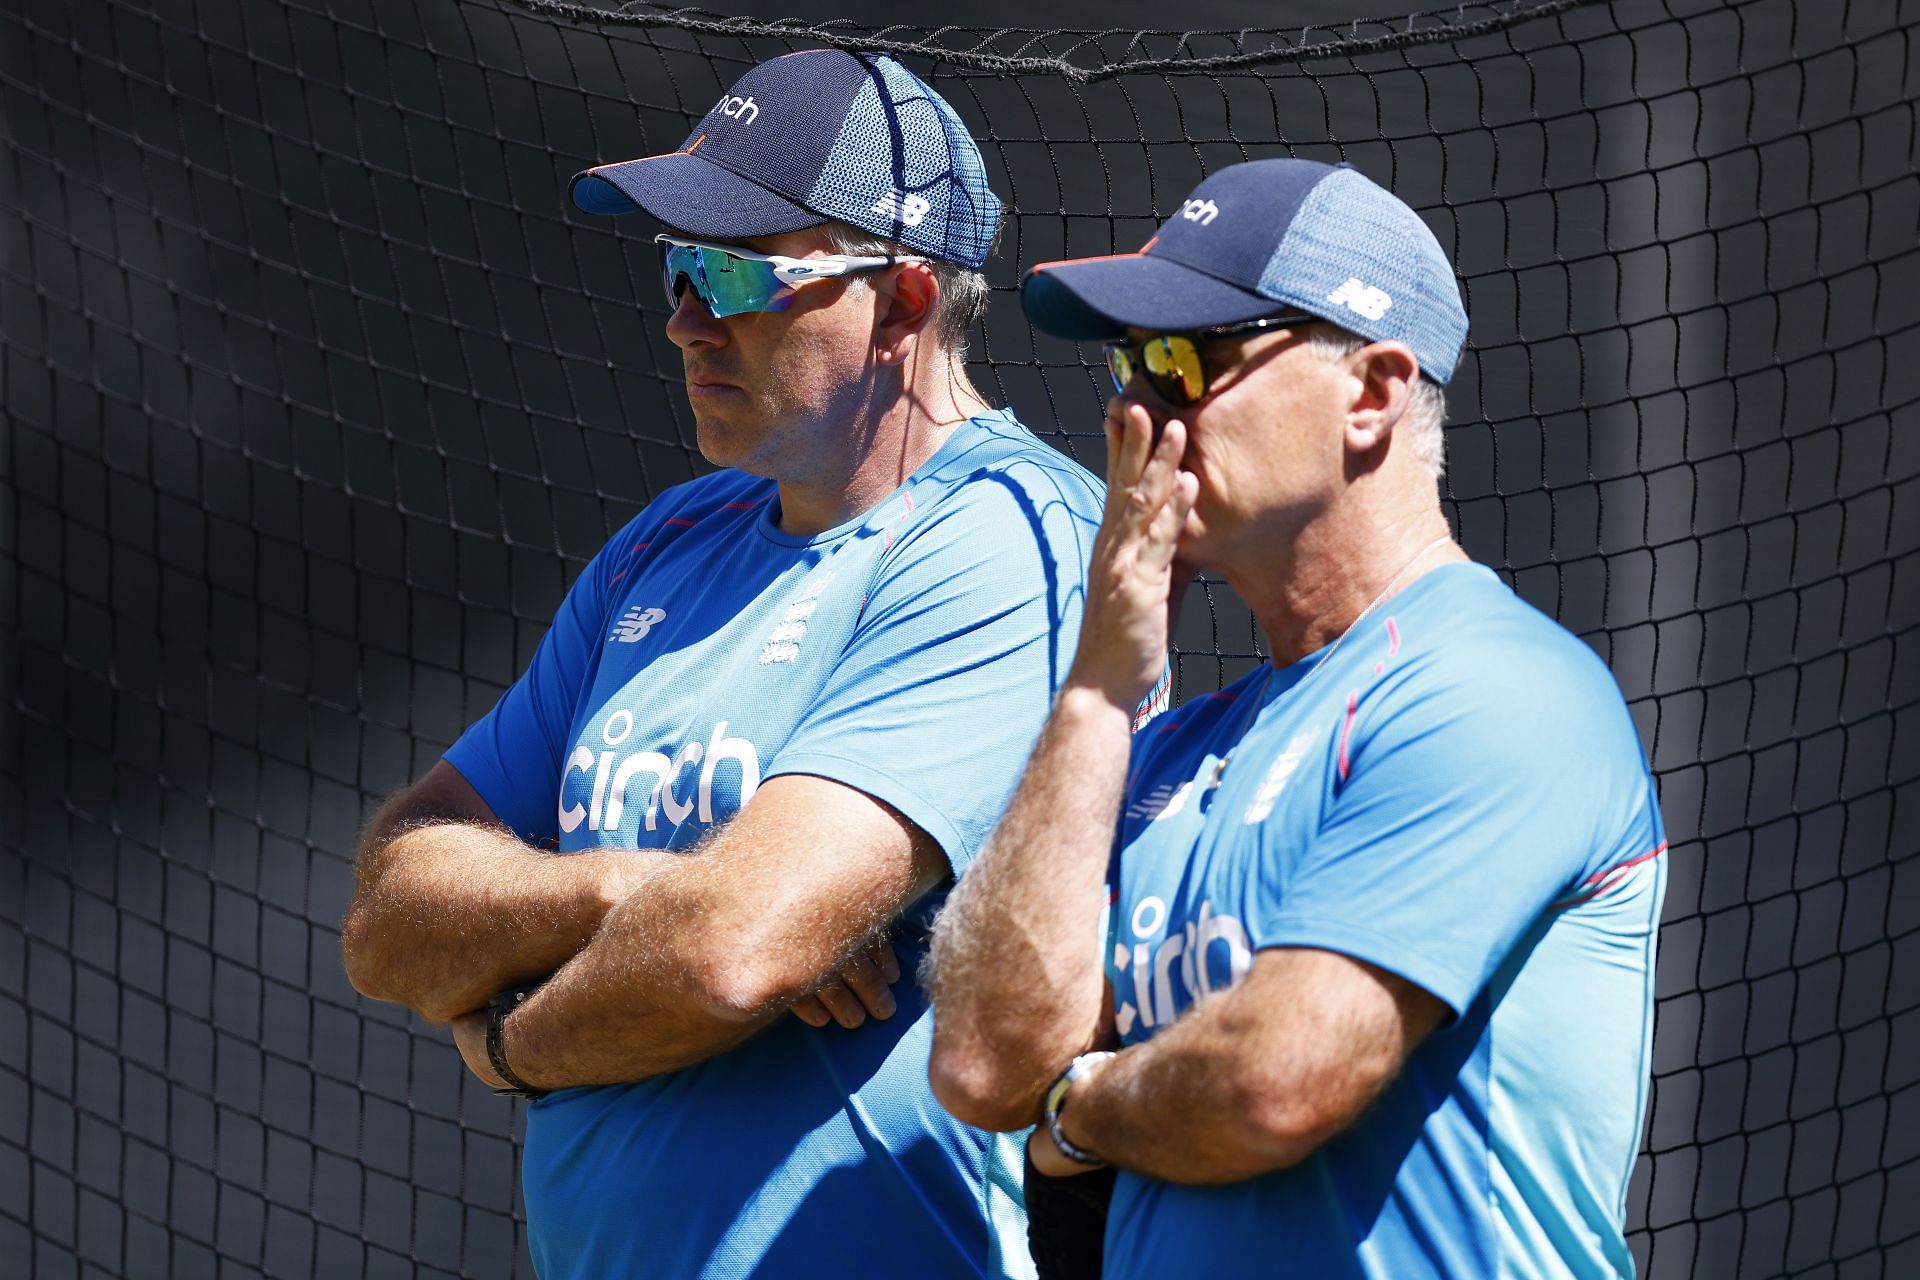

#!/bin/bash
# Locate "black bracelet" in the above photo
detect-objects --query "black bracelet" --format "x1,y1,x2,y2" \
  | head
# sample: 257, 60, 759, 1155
484, 985, 547, 1099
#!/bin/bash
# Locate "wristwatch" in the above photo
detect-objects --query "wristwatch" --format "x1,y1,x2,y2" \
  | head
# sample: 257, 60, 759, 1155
484, 985, 547, 1100
1043, 1050, 1117, 1167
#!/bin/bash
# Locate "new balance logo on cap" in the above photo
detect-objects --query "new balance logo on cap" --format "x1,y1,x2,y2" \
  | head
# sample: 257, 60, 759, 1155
714, 93, 760, 125
872, 189, 931, 227
570, 51, 1002, 268
1327, 277, 1394, 320
1180, 198, 1220, 225
1019, 159, 1468, 383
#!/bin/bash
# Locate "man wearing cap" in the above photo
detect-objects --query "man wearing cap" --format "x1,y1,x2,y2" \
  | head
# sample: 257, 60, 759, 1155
929, 158, 1665, 1278
343, 50, 1119, 1279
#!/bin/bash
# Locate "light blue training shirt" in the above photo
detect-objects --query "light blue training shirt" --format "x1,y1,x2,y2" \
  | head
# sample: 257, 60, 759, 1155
1102, 563, 1665, 1279
446, 409, 1112, 1279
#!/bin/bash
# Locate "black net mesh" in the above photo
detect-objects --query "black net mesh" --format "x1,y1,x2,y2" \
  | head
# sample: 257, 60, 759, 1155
3, 0, 1917, 1275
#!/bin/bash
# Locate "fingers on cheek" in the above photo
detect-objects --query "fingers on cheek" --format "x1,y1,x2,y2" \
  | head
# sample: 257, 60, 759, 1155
1135, 404, 1166, 447
1122, 410, 1152, 466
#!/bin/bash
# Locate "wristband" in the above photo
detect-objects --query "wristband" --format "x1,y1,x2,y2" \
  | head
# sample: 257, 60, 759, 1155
1043, 1050, 1117, 1168
484, 985, 547, 1099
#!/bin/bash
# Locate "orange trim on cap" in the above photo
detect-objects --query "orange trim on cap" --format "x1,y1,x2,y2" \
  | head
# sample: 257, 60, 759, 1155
588, 135, 707, 174
1027, 235, 1160, 275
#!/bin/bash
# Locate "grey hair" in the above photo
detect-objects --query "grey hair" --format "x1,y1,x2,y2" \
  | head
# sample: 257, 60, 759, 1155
1301, 325, 1450, 482
820, 221, 993, 357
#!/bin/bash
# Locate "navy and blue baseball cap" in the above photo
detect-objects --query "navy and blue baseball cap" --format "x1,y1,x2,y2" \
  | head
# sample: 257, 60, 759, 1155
1023, 159, 1469, 383
570, 50, 1002, 269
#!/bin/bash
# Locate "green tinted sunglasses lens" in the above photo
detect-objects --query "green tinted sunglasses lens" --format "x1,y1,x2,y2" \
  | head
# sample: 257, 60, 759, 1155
659, 243, 789, 317
1104, 343, 1138, 394
1142, 335, 1206, 404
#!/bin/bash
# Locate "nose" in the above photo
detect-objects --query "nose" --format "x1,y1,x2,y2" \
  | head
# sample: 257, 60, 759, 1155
665, 277, 726, 350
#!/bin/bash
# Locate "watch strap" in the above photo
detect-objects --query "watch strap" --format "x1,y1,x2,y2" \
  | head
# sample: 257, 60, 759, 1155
484, 985, 546, 1099
1043, 1050, 1116, 1168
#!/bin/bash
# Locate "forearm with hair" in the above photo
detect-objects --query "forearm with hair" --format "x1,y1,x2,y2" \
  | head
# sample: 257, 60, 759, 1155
928, 686, 1133, 1129
497, 774, 942, 1090
342, 816, 652, 1024
494, 854, 781, 1090
1060, 950, 1445, 1184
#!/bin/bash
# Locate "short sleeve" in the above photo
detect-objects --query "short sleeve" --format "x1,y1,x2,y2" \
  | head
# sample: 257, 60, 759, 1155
442, 537, 622, 844
1254, 647, 1662, 1018
770, 466, 1099, 875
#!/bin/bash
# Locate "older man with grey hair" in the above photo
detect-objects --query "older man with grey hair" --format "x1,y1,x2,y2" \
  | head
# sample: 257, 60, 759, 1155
932, 158, 1665, 1280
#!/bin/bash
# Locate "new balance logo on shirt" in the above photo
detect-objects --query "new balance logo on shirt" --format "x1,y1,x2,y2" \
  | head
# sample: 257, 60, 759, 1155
610, 606, 667, 643
1125, 780, 1189, 822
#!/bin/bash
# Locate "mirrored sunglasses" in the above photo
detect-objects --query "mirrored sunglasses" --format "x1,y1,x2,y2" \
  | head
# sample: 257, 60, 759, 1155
656, 235, 924, 318
1102, 313, 1319, 406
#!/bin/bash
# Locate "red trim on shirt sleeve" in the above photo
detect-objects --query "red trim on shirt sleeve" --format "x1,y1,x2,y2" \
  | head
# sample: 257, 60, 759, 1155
1551, 841, 1670, 909
1337, 689, 1361, 780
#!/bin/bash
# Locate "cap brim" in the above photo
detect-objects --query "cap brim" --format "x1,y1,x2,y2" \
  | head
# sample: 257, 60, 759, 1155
1022, 254, 1290, 340
569, 150, 826, 238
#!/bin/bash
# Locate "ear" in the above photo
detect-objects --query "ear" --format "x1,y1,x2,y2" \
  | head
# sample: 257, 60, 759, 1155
870, 261, 940, 365
1342, 341, 1420, 455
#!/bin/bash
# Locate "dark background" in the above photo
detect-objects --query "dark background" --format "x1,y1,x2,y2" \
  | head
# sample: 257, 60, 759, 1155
4, 0, 1918, 1276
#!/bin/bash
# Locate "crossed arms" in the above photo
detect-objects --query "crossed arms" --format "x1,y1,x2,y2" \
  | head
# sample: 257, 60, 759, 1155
927, 404, 1446, 1182
341, 407, 1448, 1126
341, 759, 944, 1091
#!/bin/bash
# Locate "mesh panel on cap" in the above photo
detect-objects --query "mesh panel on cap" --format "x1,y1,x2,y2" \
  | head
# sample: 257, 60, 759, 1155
1259, 167, 1469, 383
807, 57, 1000, 266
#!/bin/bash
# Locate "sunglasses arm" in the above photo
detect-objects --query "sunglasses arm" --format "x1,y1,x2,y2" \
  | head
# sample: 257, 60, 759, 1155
767, 254, 928, 287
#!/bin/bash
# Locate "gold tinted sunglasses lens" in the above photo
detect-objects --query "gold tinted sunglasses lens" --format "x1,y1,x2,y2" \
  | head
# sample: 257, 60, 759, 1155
1105, 344, 1138, 393
1142, 335, 1206, 403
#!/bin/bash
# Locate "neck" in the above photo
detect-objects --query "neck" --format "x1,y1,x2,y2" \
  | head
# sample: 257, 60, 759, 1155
1226, 500, 1465, 668
774, 357, 992, 537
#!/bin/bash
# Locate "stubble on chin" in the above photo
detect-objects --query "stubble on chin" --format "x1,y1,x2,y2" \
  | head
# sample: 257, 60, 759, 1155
691, 409, 740, 470
690, 398, 774, 474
